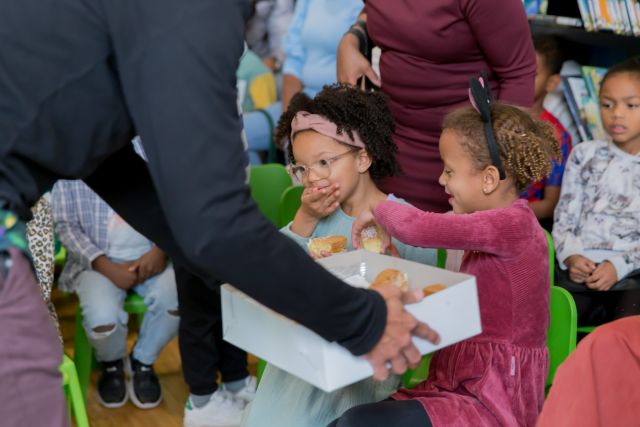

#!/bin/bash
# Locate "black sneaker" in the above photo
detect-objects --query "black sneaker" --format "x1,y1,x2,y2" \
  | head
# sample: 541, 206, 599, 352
126, 356, 162, 409
97, 359, 128, 408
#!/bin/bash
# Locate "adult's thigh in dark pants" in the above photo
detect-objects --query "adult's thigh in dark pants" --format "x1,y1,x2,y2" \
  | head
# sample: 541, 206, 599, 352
174, 263, 248, 395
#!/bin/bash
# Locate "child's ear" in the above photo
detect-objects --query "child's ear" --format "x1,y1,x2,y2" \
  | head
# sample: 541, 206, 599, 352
481, 166, 500, 195
546, 73, 561, 93
356, 149, 372, 173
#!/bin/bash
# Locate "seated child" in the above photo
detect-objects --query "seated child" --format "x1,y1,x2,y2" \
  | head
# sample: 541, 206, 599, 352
553, 56, 640, 326
52, 180, 179, 409
238, 43, 279, 165
522, 35, 572, 229
241, 84, 437, 427
338, 82, 560, 427
237, 43, 277, 113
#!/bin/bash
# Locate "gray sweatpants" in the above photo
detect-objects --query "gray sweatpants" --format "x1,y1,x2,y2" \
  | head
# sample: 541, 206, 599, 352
0, 248, 68, 427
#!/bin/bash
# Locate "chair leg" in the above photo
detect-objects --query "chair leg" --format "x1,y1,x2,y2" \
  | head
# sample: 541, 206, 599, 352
257, 358, 267, 385
62, 356, 91, 427
74, 309, 94, 402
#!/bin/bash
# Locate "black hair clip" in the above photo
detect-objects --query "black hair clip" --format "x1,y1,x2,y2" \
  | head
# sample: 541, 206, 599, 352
468, 71, 505, 180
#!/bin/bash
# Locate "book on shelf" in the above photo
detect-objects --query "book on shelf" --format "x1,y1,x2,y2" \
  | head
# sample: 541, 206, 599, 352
527, 0, 640, 33
577, 0, 596, 30
577, 0, 640, 34
529, 14, 584, 27
629, 0, 640, 35
581, 66, 607, 99
561, 68, 609, 143
524, 0, 549, 15
562, 75, 592, 142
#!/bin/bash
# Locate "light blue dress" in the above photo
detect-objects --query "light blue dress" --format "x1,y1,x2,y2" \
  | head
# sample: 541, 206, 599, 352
241, 203, 437, 427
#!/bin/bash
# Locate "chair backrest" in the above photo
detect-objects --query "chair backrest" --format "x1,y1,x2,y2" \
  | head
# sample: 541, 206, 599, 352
546, 286, 577, 388
402, 353, 432, 389
249, 164, 293, 226
436, 249, 447, 269
278, 185, 304, 228
545, 229, 555, 286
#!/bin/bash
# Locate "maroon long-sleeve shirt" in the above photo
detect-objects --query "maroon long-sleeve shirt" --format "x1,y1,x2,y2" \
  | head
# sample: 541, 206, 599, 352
375, 199, 549, 426
366, 0, 536, 212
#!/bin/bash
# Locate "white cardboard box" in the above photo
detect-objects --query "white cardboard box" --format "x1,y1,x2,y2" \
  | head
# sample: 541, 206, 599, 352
221, 250, 481, 392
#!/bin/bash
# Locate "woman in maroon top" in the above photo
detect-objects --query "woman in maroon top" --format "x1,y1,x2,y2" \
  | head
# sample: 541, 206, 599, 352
338, 0, 536, 212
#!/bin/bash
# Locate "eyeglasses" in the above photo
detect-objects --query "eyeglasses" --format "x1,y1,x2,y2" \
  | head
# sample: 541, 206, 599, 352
288, 148, 359, 183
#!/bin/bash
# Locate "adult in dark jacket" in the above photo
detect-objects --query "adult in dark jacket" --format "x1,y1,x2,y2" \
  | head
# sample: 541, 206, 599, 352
0, 1, 437, 426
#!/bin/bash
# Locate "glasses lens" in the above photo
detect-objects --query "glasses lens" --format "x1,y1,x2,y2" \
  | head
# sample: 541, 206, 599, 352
313, 160, 332, 179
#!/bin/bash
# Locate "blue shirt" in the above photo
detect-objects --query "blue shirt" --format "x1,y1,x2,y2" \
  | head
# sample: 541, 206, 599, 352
282, 0, 362, 97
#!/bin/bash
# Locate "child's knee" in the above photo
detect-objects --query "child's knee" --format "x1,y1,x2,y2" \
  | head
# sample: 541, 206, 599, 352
89, 323, 118, 340
83, 307, 127, 334
144, 278, 179, 315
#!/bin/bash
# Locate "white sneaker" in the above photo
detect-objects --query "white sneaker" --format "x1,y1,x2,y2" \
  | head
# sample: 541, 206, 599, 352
183, 390, 246, 427
222, 376, 257, 404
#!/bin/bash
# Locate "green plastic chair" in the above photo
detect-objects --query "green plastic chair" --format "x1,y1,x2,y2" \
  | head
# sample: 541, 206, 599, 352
576, 325, 596, 334
54, 244, 67, 269
436, 248, 447, 269
60, 354, 90, 427
545, 231, 597, 337
249, 164, 293, 226
546, 286, 577, 390
402, 353, 433, 389
278, 185, 304, 228
74, 293, 147, 401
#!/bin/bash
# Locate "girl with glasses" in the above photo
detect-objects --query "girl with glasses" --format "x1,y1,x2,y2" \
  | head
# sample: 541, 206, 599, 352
241, 83, 438, 427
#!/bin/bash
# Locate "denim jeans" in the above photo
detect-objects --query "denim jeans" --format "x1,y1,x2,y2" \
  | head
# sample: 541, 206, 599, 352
243, 102, 282, 165
75, 262, 179, 365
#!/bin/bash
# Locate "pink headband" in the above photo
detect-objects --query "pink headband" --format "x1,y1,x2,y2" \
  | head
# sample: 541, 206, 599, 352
290, 111, 365, 148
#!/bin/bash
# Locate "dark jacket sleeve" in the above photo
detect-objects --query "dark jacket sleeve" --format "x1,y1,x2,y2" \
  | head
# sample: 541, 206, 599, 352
91, 0, 385, 356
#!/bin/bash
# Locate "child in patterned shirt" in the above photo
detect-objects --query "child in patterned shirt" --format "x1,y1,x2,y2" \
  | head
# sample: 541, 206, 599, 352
553, 56, 640, 326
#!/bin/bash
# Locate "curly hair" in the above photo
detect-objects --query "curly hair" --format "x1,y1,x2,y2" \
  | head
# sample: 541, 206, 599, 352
442, 104, 561, 193
275, 83, 400, 181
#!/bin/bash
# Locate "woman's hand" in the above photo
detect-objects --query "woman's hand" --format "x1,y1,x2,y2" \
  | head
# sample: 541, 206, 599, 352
336, 32, 380, 88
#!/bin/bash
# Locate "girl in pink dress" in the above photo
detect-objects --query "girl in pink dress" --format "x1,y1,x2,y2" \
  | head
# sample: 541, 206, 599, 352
338, 86, 561, 427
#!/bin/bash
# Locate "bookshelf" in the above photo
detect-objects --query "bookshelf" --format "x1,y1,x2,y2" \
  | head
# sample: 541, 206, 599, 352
528, 1, 640, 67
